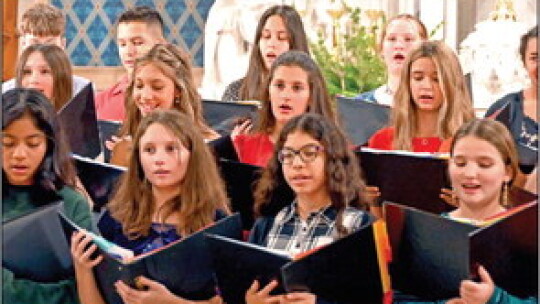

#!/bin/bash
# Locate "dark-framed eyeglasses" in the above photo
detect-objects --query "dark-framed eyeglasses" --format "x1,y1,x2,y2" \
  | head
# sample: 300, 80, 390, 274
278, 143, 324, 165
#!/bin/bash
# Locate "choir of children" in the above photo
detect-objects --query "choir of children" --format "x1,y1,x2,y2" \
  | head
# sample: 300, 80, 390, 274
2, 3, 537, 304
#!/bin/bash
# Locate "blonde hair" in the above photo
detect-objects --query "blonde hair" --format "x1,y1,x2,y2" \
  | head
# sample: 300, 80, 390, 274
377, 14, 428, 54
121, 44, 216, 139
109, 110, 230, 238
15, 44, 73, 111
19, 3, 65, 37
392, 40, 474, 150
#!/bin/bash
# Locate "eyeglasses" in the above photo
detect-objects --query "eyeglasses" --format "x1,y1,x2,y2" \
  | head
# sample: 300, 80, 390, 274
278, 144, 324, 165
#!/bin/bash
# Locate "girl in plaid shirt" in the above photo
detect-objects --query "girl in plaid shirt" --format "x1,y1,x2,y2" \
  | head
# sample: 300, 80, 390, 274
246, 113, 373, 304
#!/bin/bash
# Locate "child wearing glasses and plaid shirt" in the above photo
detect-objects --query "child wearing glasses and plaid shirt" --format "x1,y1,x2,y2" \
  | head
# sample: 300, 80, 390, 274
246, 113, 372, 304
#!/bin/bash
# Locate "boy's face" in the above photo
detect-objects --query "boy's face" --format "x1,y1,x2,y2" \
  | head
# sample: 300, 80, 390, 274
117, 22, 163, 75
20, 33, 65, 50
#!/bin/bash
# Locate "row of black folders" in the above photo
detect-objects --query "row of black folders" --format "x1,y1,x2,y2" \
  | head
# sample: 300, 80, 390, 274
3, 195, 537, 303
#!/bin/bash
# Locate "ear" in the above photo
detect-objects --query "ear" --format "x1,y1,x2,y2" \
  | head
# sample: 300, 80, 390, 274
503, 165, 513, 184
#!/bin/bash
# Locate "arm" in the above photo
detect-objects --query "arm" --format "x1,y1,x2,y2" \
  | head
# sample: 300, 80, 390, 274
2, 267, 79, 304
71, 231, 106, 304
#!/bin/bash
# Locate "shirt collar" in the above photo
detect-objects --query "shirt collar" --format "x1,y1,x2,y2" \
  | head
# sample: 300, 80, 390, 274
280, 200, 335, 225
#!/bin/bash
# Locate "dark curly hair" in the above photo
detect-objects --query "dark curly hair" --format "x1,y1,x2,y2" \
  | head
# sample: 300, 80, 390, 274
254, 113, 368, 235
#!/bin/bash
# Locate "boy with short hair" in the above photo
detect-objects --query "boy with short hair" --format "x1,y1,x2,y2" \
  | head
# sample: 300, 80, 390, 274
2, 3, 90, 95
95, 6, 166, 121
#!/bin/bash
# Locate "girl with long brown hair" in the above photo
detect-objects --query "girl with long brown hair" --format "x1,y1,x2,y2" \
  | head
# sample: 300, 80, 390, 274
71, 110, 230, 304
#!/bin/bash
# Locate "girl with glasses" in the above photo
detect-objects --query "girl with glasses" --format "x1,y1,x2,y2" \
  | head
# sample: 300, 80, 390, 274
245, 113, 372, 304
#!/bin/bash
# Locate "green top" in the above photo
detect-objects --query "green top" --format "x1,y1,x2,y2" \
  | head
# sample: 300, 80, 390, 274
2, 185, 93, 304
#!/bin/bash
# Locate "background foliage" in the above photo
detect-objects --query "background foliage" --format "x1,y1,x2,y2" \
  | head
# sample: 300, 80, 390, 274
311, 7, 386, 97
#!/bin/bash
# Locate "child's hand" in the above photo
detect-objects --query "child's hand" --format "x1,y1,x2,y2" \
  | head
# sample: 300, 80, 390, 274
440, 188, 459, 207
459, 265, 495, 304
231, 118, 252, 139
115, 276, 180, 304
70, 231, 103, 271
445, 298, 466, 304
105, 135, 131, 151
245, 280, 282, 304
281, 292, 316, 304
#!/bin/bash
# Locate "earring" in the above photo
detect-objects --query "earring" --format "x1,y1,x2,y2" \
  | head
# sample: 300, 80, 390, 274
501, 182, 509, 207
174, 97, 180, 104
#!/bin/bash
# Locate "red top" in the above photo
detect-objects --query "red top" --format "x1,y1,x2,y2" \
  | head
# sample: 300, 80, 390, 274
95, 75, 129, 122
368, 127, 451, 153
233, 133, 275, 167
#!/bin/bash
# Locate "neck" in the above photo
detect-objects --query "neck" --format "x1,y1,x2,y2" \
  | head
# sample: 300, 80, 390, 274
152, 186, 180, 214
296, 192, 331, 220
415, 110, 439, 137
523, 84, 538, 101
451, 201, 506, 222
270, 122, 284, 143
386, 73, 401, 94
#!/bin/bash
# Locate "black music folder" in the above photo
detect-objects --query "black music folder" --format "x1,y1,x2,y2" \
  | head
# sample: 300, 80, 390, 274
3, 201, 73, 282
206, 215, 391, 304
356, 148, 453, 214
385, 202, 538, 300
336, 96, 390, 147
97, 120, 122, 163
72, 154, 126, 212
217, 159, 295, 230
202, 99, 258, 135
60, 213, 243, 304
58, 83, 101, 158
209, 135, 239, 162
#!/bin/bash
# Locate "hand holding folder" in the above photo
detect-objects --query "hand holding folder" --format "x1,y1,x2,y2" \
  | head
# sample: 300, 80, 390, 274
60, 212, 243, 304
385, 202, 538, 300
206, 214, 391, 304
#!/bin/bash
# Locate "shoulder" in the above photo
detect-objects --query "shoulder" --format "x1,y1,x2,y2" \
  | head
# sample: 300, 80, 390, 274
248, 216, 276, 246
368, 127, 394, 149
58, 186, 93, 230
355, 89, 377, 102
2, 78, 15, 93
221, 78, 244, 101
485, 91, 522, 117
341, 207, 371, 230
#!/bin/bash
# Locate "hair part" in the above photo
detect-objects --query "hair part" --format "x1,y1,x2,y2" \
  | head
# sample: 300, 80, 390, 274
15, 44, 73, 111
2, 89, 76, 195
121, 43, 215, 139
239, 5, 309, 100
255, 50, 337, 134
391, 40, 474, 151
19, 3, 65, 37
254, 113, 368, 236
109, 110, 230, 238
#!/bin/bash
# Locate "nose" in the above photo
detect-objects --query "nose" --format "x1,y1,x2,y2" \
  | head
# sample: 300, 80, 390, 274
12, 144, 28, 160
462, 163, 478, 178
140, 86, 154, 101
290, 153, 305, 168
126, 43, 136, 57
28, 71, 40, 84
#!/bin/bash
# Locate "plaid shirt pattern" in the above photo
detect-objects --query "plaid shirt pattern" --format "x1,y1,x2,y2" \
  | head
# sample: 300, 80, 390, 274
264, 201, 369, 256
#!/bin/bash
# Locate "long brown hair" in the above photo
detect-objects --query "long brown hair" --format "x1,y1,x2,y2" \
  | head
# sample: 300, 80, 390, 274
16, 44, 73, 111
120, 43, 216, 140
255, 50, 337, 134
254, 113, 368, 235
109, 110, 230, 238
392, 40, 474, 150
239, 5, 309, 101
